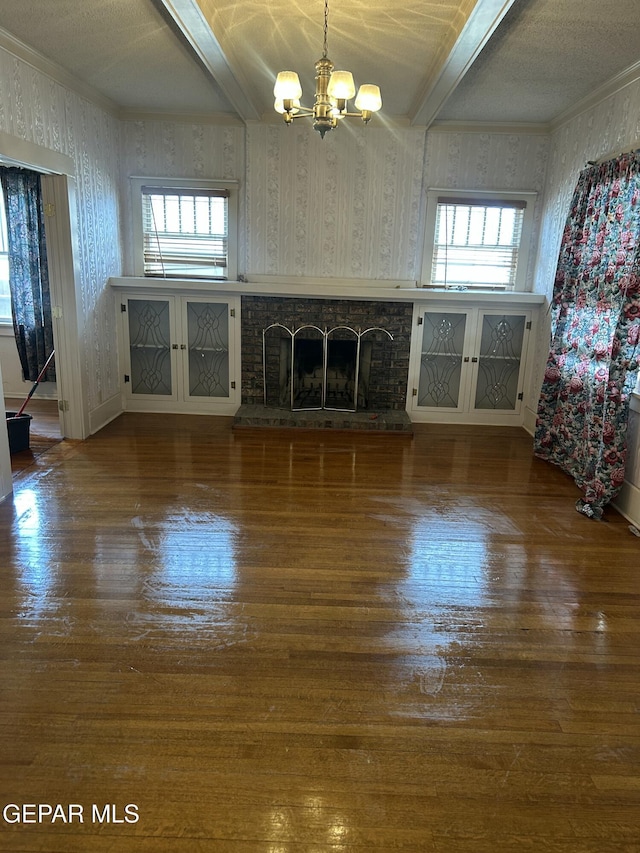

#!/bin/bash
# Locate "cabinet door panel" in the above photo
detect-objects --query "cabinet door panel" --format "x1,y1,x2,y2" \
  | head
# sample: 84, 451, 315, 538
474, 314, 526, 411
417, 311, 468, 409
185, 300, 230, 399
127, 298, 173, 396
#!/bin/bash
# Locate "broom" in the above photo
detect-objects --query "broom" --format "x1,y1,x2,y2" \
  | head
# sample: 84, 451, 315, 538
13, 349, 56, 418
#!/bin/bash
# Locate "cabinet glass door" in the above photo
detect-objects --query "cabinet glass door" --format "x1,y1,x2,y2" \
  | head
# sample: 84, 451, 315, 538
474, 313, 526, 411
127, 298, 173, 396
185, 301, 230, 398
417, 311, 468, 409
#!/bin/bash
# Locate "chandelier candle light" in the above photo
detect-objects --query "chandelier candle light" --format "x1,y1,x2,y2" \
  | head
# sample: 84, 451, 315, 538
274, 0, 382, 137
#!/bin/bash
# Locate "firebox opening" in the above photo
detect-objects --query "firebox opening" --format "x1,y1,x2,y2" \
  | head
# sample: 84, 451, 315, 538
325, 339, 356, 410
293, 338, 324, 409
287, 335, 372, 412
261, 316, 400, 414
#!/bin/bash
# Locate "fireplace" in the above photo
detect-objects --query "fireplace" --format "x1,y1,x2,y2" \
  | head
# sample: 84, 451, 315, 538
237, 295, 413, 431
263, 323, 392, 412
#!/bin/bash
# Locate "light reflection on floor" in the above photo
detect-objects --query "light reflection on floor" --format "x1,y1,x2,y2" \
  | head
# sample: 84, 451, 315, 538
125, 508, 243, 646
12, 487, 57, 619
137, 510, 238, 599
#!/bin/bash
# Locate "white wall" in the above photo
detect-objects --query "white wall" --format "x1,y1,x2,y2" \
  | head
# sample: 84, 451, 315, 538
0, 330, 28, 397
119, 119, 549, 287
532, 75, 640, 524
0, 37, 123, 499
246, 124, 426, 281
0, 329, 57, 399
0, 357, 11, 499
424, 128, 549, 296
119, 120, 245, 276
0, 37, 123, 418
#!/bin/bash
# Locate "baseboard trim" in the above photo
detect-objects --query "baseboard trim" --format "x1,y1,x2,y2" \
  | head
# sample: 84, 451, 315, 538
89, 394, 123, 435
523, 405, 537, 436
613, 478, 640, 528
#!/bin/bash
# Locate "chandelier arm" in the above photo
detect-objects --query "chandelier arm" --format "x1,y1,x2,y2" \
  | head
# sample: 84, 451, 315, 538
281, 99, 314, 114
281, 107, 315, 119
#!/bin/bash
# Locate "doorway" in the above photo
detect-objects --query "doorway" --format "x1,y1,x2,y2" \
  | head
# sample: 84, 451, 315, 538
0, 137, 88, 442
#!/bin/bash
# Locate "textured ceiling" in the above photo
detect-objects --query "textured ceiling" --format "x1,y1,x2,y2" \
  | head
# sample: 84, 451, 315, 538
438, 0, 640, 123
200, 0, 466, 118
0, 0, 235, 114
0, 0, 638, 126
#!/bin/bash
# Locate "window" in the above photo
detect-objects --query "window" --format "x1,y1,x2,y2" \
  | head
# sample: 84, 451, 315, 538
0, 190, 10, 323
131, 178, 238, 281
421, 190, 536, 291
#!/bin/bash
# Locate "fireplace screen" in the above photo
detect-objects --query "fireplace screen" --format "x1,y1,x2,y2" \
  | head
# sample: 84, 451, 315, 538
263, 323, 393, 412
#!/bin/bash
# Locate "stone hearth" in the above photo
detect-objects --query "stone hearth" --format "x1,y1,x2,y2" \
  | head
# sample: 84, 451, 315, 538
233, 404, 413, 433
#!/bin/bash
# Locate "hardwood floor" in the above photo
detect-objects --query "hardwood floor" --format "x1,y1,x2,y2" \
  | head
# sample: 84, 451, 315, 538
4, 397, 62, 476
0, 414, 639, 852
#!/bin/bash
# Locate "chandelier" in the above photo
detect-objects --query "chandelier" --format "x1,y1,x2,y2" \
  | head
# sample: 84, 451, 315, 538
273, 0, 382, 138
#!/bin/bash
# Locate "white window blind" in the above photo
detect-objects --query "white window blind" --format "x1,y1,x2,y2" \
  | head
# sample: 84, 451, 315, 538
431, 198, 526, 291
141, 186, 230, 279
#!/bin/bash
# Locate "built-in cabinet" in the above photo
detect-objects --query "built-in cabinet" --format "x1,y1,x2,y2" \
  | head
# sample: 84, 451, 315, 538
409, 303, 533, 424
117, 291, 240, 415
111, 279, 543, 426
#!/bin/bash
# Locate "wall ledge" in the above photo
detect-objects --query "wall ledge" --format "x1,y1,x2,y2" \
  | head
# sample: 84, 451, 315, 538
109, 276, 546, 306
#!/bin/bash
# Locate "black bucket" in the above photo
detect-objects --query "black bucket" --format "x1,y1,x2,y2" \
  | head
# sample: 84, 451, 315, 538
6, 412, 33, 454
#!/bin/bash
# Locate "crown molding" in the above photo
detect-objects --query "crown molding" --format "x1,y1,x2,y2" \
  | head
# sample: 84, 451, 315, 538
551, 59, 640, 132
428, 120, 551, 135
0, 28, 119, 117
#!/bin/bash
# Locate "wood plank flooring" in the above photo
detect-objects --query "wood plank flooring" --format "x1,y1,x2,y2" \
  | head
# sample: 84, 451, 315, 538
0, 414, 639, 851
4, 397, 62, 476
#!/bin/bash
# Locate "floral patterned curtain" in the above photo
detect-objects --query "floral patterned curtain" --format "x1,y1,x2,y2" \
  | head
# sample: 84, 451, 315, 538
534, 151, 640, 519
0, 166, 55, 382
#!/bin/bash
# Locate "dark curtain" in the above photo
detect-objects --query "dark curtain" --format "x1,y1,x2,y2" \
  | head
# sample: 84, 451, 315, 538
0, 166, 55, 382
534, 151, 640, 519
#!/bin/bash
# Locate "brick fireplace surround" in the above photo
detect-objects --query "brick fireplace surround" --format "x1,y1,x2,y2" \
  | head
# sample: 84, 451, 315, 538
234, 295, 414, 433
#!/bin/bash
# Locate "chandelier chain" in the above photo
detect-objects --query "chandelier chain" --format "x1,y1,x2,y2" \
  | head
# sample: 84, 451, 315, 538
323, 0, 329, 58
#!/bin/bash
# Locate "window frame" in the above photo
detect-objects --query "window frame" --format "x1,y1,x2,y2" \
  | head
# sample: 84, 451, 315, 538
130, 176, 239, 282
420, 189, 537, 292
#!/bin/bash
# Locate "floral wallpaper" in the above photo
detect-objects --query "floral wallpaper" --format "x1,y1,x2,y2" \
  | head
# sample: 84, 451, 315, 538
119, 120, 549, 286
245, 124, 549, 283
119, 120, 246, 276
246, 123, 426, 281
424, 129, 549, 290
425, 129, 549, 191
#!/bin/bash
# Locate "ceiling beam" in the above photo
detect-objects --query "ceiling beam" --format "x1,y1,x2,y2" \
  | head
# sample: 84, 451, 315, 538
410, 0, 519, 129
156, 0, 261, 122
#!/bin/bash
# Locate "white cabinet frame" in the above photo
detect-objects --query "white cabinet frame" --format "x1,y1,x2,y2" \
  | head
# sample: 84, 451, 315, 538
118, 290, 240, 416
408, 301, 534, 425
